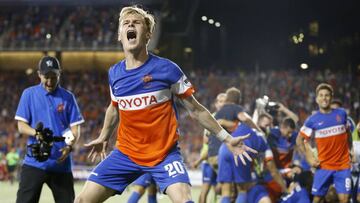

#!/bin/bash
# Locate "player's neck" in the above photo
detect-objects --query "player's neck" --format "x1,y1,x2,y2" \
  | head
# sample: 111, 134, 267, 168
319, 107, 332, 114
124, 49, 148, 70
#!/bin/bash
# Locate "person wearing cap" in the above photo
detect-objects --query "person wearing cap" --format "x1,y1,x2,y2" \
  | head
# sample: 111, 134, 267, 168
14, 56, 84, 203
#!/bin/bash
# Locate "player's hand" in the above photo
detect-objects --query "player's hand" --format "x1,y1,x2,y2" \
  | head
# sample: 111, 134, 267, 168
308, 157, 320, 168
224, 134, 257, 166
57, 145, 72, 163
84, 138, 108, 162
278, 103, 285, 111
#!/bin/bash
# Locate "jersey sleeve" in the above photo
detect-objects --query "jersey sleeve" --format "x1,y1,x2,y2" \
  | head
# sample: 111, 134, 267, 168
109, 85, 118, 107
299, 117, 313, 140
168, 62, 195, 99
108, 69, 118, 107
339, 108, 352, 131
235, 105, 244, 114
68, 93, 85, 127
15, 89, 31, 123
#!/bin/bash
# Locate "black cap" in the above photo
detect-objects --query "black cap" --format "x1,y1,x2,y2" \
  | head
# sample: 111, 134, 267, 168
38, 56, 61, 74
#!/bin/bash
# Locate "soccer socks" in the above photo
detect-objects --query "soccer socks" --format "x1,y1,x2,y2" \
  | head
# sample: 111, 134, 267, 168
128, 191, 141, 203
236, 192, 247, 203
148, 194, 157, 203
221, 196, 231, 203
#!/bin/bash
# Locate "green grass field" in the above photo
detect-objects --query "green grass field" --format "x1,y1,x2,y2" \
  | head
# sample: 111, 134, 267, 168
0, 181, 217, 203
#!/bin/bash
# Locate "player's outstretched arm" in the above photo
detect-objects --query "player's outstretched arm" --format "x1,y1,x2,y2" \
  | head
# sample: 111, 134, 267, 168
85, 103, 119, 162
180, 95, 257, 165
237, 111, 263, 133
296, 134, 319, 168
278, 103, 299, 124
266, 160, 288, 193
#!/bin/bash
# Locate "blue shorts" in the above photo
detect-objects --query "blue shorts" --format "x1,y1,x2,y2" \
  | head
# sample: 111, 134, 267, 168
88, 148, 190, 194
312, 168, 351, 196
217, 143, 253, 183
201, 162, 217, 185
247, 184, 269, 203
133, 173, 155, 187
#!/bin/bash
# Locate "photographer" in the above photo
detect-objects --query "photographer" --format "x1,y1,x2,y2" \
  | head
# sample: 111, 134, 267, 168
253, 96, 299, 127
14, 56, 84, 203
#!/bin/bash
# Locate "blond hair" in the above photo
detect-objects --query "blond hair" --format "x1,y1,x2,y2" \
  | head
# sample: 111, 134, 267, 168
118, 6, 155, 34
225, 87, 241, 103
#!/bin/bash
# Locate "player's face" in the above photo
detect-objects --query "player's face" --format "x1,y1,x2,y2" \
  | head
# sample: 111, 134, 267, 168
215, 95, 226, 111
118, 13, 150, 52
39, 71, 60, 92
258, 117, 272, 131
316, 89, 332, 110
280, 125, 293, 138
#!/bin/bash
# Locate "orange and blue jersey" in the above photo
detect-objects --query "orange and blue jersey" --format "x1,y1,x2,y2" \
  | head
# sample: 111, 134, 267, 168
299, 108, 350, 170
108, 54, 194, 167
268, 128, 298, 169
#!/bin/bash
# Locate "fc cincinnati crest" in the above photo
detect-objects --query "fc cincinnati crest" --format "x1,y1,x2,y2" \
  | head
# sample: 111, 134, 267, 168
57, 103, 65, 112
336, 114, 341, 123
142, 74, 153, 88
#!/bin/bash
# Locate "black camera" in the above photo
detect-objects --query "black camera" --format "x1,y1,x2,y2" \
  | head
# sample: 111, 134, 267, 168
27, 122, 64, 162
265, 101, 280, 113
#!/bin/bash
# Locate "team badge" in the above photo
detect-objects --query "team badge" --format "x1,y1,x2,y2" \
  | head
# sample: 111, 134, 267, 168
57, 103, 64, 113
143, 74, 153, 88
336, 114, 341, 123
143, 74, 152, 83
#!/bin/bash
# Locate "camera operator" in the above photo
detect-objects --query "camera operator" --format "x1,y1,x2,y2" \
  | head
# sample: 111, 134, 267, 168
14, 56, 84, 203
253, 96, 299, 127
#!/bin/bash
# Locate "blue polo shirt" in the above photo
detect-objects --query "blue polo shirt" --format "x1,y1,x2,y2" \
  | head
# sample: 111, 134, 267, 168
15, 84, 84, 172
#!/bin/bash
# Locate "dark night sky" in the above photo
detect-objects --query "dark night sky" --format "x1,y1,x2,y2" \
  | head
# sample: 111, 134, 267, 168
190, 0, 360, 70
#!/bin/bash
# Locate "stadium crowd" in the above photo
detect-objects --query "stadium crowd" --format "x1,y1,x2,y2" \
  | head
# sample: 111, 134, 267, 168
0, 6, 119, 48
0, 68, 359, 179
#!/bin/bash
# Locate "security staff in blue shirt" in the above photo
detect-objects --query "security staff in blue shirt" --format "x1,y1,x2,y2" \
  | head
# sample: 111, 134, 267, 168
15, 56, 84, 203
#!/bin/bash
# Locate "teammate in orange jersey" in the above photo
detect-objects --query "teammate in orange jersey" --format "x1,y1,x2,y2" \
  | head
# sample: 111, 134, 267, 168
75, 5, 256, 203
296, 83, 352, 203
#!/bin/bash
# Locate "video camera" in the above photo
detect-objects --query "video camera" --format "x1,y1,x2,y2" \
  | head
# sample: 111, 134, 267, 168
27, 122, 64, 162
256, 95, 280, 113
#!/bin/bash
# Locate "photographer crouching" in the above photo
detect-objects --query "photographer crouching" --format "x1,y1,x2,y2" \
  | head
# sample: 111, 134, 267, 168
14, 56, 84, 203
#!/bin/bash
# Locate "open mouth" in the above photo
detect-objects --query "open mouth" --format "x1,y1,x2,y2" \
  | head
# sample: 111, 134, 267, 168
127, 30, 137, 42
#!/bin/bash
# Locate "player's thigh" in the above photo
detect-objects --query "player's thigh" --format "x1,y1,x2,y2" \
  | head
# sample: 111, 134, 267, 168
200, 183, 212, 195
334, 169, 351, 195
88, 149, 142, 193
217, 144, 235, 184
75, 180, 116, 203
258, 196, 272, 203
148, 148, 191, 194
208, 156, 218, 172
166, 182, 192, 203
312, 169, 334, 196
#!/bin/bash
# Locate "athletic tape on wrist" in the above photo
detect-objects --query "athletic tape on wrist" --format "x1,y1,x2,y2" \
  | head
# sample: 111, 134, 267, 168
216, 129, 229, 142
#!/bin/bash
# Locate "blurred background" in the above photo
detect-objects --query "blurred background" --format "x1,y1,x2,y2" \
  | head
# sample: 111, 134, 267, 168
0, 0, 359, 198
